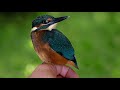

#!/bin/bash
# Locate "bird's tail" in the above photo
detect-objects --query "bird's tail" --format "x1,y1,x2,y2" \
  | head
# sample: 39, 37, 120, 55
67, 59, 79, 69
74, 64, 79, 69
72, 56, 79, 69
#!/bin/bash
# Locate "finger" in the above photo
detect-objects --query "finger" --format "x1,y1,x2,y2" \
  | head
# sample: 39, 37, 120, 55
65, 66, 79, 78
57, 75, 63, 78
55, 65, 79, 78
29, 64, 57, 78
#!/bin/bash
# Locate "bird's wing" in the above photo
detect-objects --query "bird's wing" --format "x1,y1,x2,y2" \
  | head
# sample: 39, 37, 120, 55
42, 29, 77, 65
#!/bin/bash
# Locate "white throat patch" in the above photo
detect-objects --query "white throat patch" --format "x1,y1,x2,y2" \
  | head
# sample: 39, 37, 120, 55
47, 23, 57, 31
31, 27, 37, 32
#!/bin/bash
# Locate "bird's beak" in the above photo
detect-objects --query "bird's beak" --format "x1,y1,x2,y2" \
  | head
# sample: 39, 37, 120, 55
54, 16, 70, 23
47, 16, 70, 25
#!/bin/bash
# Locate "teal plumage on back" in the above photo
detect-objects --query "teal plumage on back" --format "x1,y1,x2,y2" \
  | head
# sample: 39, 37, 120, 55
42, 29, 78, 66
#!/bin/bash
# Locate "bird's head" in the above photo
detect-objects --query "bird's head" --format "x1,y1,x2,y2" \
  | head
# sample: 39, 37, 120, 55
31, 15, 69, 32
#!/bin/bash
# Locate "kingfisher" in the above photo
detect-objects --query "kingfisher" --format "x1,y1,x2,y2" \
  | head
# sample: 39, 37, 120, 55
31, 15, 79, 69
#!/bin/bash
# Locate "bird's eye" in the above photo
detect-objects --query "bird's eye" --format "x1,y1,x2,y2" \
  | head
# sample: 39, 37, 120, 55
42, 20, 47, 24
46, 20, 51, 23
42, 20, 51, 24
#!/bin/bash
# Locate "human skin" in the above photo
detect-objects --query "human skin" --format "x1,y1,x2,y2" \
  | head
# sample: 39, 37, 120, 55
29, 64, 79, 78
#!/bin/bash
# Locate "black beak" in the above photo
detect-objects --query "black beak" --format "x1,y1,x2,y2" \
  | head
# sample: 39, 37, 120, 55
48, 16, 70, 25
54, 16, 70, 23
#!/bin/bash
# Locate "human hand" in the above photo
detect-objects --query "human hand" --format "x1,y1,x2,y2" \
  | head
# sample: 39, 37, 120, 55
29, 63, 79, 78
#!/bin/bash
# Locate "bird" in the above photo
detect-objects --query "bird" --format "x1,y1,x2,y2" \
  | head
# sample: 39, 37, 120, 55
31, 15, 79, 69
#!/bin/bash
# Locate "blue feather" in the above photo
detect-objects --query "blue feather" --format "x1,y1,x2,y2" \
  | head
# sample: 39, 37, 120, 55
42, 29, 76, 64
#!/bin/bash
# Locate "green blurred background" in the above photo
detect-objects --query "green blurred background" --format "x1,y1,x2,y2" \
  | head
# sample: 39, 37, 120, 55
0, 12, 120, 78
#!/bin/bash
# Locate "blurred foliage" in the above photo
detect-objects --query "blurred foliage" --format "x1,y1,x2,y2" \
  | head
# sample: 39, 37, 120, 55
0, 12, 120, 78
